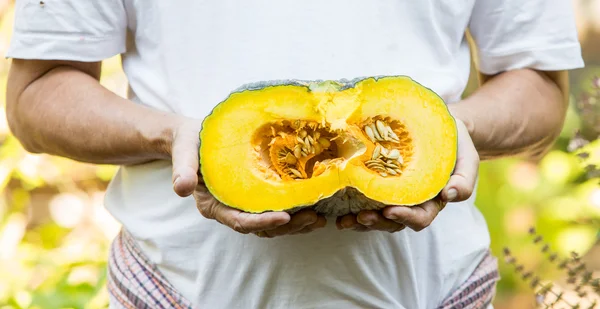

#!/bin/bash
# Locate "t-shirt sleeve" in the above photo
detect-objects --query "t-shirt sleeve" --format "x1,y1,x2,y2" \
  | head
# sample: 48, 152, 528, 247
468, 0, 584, 75
6, 0, 127, 62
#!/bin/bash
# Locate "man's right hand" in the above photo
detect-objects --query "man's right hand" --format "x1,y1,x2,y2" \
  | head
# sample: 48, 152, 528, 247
170, 118, 327, 238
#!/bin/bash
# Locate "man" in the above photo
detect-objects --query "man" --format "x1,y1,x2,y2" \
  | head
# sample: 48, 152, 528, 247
6, 1, 583, 308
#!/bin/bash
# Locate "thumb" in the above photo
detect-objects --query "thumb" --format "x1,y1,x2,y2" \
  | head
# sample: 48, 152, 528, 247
171, 127, 200, 197
442, 119, 479, 203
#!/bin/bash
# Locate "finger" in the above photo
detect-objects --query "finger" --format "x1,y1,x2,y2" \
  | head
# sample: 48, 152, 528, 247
292, 216, 328, 234
263, 209, 319, 237
302, 215, 327, 231
357, 210, 406, 233
336, 214, 360, 230
171, 128, 201, 197
194, 188, 292, 233
382, 201, 440, 231
443, 120, 479, 203
336, 214, 370, 232
211, 202, 291, 234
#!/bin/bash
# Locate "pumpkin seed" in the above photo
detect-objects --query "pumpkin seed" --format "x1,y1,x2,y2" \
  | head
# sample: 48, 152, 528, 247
370, 123, 382, 140
380, 124, 399, 141
370, 166, 387, 172
364, 126, 376, 142
293, 145, 302, 159
285, 153, 297, 165
379, 172, 388, 177
314, 132, 320, 140
307, 135, 315, 145
318, 137, 331, 148
372, 144, 382, 160
289, 168, 303, 178
299, 130, 308, 138
387, 149, 400, 160
383, 161, 397, 168
387, 131, 399, 143
383, 124, 391, 135
380, 146, 389, 157
304, 137, 311, 147
376, 120, 388, 141
386, 168, 398, 175
389, 129, 400, 141
296, 136, 305, 144
366, 161, 384, 168
397, 155, 404, 165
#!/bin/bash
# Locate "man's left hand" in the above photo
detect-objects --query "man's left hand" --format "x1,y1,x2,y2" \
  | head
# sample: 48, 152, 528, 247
336, 118, 479, 232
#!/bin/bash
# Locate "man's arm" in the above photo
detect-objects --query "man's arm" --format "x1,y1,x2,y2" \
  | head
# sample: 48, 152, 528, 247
6, 59, 181, 165
450, 69, 569, 161
6, 59, 202, 196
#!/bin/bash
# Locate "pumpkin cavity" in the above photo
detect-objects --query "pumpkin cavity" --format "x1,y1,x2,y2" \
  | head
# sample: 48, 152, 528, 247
251, 116, 414, 181
359, 116, 414, 177
252, 120, 361, 181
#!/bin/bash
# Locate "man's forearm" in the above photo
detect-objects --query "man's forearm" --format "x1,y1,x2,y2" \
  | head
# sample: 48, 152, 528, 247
449, 69, 569, 160
7, 63, 181, 165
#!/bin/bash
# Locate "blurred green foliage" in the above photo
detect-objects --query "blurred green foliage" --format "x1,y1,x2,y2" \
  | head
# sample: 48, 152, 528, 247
477, 108, 600, 299
1, 1, 600, 308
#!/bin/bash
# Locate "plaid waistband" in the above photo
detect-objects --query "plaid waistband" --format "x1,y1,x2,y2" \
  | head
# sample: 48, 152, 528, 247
107, 229, 499, 309
437, 251, 500, 309
107, 229, 196, 309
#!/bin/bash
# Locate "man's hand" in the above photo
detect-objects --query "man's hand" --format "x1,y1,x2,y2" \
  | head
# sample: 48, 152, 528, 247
170, 119, 327, 238
336, 118, 479, 232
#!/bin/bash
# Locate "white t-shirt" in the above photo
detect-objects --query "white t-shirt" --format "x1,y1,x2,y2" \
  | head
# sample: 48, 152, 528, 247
8, 1, 584, 308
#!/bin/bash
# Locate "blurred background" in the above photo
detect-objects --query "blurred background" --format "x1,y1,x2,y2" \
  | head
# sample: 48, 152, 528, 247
1, 1, 600, 308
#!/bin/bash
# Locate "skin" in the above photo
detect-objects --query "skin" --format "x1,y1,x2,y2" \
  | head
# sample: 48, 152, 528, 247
6, 59, 568, 237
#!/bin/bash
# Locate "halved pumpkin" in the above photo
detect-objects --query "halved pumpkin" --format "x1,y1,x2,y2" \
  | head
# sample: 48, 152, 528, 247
199, 76, 457, 216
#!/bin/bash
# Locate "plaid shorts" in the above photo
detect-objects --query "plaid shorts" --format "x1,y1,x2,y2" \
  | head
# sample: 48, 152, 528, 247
107, 229, 499, 309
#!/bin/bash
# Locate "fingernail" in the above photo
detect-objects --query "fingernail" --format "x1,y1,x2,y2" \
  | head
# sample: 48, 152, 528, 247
357, 217, 373, 226
385, 214, 398, 220
303, 218, 317, 228
173, 176, 181, 187
447, 189, 458, 202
